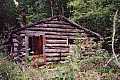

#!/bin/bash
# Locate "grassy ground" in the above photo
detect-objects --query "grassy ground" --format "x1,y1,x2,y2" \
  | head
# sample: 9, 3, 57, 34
0, 50, 120, 80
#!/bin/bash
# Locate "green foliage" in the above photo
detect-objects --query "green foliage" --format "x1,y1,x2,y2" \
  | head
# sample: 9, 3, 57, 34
0, 0, 17, 30
68, 0, 119, 32
96, 66, 113, 73
0, 52, 7, 59
1, 0, 120, 79
0, 59, 28, 80
17, 0, 71, 23
17, 0, 50, 22
0, 0, 17, 52
26, 56, 32, 64
0, 47, 119, 79
68, 0, 120, 53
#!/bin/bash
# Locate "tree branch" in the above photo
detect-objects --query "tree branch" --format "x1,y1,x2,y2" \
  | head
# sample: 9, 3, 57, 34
104, 10, 120, 68
111, 10, 120, 68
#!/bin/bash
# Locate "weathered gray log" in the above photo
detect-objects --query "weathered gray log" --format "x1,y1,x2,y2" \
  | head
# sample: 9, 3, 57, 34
27, 27, 79, 33
44, 21, 70, 25
45, 48, 69, 53
46, 40, 67, 44
35, 24, 74, 29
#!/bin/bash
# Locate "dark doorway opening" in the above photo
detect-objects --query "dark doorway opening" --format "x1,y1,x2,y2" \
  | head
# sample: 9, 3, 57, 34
28, 36, 43, 56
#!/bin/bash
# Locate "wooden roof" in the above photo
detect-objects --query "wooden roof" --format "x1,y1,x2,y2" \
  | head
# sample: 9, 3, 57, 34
12, 15, 103, 39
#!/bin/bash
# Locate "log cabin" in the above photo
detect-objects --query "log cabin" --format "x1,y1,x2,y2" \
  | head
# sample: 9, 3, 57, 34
9, 15, 102, 65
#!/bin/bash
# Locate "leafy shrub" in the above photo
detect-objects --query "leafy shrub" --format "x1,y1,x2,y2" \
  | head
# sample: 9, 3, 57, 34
0, 58, 28, 80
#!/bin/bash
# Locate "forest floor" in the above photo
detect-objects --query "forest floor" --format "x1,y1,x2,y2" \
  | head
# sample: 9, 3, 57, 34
0, 50, 120, 80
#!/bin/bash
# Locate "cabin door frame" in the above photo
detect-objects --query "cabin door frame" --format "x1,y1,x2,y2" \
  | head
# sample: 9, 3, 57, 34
25, 34, 46, 64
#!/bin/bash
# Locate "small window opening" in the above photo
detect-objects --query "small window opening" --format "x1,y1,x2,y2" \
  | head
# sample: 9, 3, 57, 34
68, 39, 75, 45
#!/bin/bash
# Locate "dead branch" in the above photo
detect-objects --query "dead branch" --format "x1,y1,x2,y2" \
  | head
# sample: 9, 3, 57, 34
111, 10, 120, 68
104, 10, 120, 68
104, 54, 120, 67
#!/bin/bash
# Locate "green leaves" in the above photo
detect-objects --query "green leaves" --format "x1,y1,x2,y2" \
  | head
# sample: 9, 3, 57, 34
68, 0, 120, 34
18, 0, 50, 22
68, 0, 120, 53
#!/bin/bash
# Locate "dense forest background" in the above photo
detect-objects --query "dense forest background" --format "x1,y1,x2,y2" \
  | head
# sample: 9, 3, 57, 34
1, 0, 120, 53
1, 0, 120, 79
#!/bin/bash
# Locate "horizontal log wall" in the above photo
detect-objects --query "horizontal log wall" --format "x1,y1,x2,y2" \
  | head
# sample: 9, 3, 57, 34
11, 19, 99, 62
46, 40, 66, 44
25, 21, 77, 62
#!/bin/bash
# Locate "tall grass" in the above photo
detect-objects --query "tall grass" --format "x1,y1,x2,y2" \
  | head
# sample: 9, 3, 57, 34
0, 57, 29, 80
